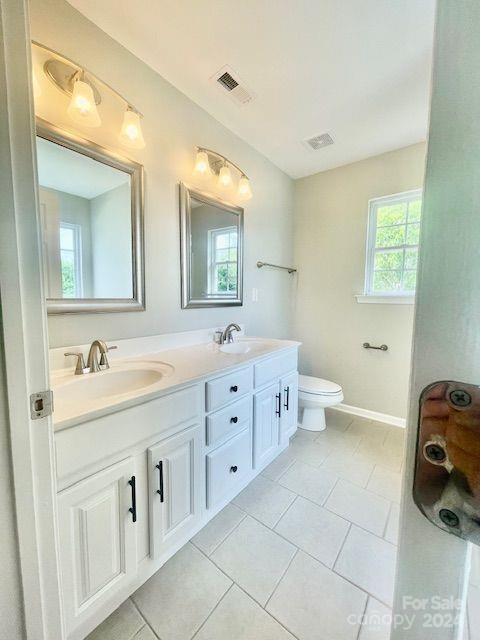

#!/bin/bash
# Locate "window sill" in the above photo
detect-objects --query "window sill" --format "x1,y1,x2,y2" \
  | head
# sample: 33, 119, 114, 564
355, 294, 415, 305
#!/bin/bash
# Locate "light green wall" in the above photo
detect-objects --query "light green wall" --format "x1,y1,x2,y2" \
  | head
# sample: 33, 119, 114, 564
293, 142, 426, 419
30, 0, 294, 347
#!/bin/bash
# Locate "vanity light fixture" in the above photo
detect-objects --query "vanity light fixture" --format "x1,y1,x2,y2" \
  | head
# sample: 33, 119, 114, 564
67, 76, 101, 128
192, 146, 253, 200
218, 162, 233, 188
33, 41, 146, 148
119, 107, 146, 149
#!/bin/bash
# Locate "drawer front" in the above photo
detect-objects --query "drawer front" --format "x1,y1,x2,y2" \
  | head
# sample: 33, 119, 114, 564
254, 350, 298, 389
206, 367, 253, 412
207, 426, 252, 508
207, 396, 252, 448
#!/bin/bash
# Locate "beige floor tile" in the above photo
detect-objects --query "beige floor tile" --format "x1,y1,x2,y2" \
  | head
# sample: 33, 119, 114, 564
195, 585, 295, 640
261, 449, 296, 481
355, 438, 403, 472
232, 475, 296, 527
287, 436, 331, 467
267, 551, 367, 640
275, 496, 350, 567
191, 503, 245, 556
367, 466, 402, 503
384, 503, 400, 545
358, 597, 392, 640
335, 526, 397, 606
315, 427, 362, 456
325, 479, 390, 536
347, 418, 390, 443
132, 543, 231, 640
293, 427, 320, 441
211, 516, 296, 606
325, 408, 354, 432
321, 449, 375, 488
278, 460, 338, 505
86, 599, 144, 640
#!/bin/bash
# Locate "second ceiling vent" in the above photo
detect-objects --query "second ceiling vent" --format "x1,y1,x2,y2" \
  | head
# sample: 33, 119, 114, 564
304, 133, 334, 150
211, 65, 255, 106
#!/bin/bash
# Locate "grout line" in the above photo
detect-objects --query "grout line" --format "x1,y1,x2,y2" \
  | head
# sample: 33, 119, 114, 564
321, 474, 340, 506
382, 501, 394, 539
191, 509, 247, 557
129, 598, 161, 640
355, 596, 370, 640
264, 547, 299, 610
332, 522, 352, 571
273, 494, 300, 531
190, 583, 234, 640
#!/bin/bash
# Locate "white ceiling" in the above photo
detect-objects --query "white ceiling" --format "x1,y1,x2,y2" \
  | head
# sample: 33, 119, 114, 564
36, 137, 129, 198
67, 0, 436, 179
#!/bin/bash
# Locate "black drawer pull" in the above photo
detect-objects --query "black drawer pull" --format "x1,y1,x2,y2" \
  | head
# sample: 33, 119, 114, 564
128, 476, 137, 522
276, 393, 281, 417
284, 386, 290, 410
230, 385, 238, 393
230, 416, 238, 423
156, 461, 164, 503
230, 465, 238, 473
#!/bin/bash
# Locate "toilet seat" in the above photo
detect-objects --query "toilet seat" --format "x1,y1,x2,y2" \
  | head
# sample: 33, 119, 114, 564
298, 375, 342, 396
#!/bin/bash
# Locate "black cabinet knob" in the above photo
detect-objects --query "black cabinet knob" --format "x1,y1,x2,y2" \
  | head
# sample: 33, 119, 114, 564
230, 465, 238, 473
230, 385, 238, 392
230, 416, 238, 423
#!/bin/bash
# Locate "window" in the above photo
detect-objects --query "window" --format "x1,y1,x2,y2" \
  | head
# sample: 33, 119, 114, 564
364, 190, 422, 298
208, 227, 238, 295
59, 223, 83, 298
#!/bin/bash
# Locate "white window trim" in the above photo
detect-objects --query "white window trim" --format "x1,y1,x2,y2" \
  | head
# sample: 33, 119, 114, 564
360, 188, 422, 304
207, 226, 238, 296
59, 221, 83, 297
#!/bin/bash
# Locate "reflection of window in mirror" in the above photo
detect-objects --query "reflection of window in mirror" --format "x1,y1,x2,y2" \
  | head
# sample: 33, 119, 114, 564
208, 227, 238, 295
36, 136, 133, 300
59, 223, 83, 298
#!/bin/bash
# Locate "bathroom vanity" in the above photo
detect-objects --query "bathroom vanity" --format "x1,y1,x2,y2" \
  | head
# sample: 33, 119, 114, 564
52, 333, 299, 639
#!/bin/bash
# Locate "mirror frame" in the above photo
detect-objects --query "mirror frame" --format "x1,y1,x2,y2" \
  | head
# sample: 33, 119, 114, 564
36, 117, 145, 314
180, 183, 244, 308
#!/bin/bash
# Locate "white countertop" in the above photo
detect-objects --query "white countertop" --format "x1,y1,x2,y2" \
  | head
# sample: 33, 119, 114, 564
51, 337, 300, 431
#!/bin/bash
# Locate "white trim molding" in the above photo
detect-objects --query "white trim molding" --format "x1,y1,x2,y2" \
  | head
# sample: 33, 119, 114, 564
332, 403, 406, 428
355, 294, 414, 304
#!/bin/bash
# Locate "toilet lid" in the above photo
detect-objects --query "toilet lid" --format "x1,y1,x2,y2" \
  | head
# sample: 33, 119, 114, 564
299, 375, 342, 395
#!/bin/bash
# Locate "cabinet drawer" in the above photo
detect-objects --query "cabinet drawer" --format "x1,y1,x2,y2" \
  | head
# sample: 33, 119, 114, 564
254, 350, 298, 388
206, 367, 253, 412
206, 396, 252, 447
207, 427, 252, 508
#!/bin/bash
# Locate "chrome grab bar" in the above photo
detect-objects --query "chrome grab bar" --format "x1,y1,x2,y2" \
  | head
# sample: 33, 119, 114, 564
363, 342, 388, 351
257, 261, 297, 274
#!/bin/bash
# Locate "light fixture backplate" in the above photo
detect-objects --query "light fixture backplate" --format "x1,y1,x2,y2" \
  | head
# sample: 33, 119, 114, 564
44, 58, 102, 105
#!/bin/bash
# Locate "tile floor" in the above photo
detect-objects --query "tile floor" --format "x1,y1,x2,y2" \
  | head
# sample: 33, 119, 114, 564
87, 409, 407, 640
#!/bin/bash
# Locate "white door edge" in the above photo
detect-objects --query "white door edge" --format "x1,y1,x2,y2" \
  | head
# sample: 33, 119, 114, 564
0, 1, 63, 638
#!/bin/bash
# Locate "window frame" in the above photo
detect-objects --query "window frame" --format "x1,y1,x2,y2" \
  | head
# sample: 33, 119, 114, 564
364, 189, 422, 299
59, 221, 83, 298
207, 226, 238, 296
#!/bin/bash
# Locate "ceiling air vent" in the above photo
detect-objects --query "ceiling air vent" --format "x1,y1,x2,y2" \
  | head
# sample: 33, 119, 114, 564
211, 65, 255, 106
304, 133, 334, 151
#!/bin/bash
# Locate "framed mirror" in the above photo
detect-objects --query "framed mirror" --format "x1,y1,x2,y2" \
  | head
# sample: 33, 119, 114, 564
36, 118, 145, 314
180, 183, 244, 308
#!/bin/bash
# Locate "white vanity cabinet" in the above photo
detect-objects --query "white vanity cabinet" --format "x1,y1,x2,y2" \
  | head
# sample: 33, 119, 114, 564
57, 457, 137, 634
147, 423, 203, 558
54, 343, 298, 639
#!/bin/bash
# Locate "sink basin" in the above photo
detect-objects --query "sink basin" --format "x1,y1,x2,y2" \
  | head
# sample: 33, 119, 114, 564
53, 362, 174, 415
219, 342, 252, 354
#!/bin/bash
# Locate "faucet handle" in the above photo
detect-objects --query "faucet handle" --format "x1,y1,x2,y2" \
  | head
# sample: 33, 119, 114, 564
99, 345, 117, 369
107, 345, 118, 352
64, 352, 87, 375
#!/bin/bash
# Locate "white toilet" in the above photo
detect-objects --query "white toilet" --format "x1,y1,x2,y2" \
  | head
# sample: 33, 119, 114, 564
298, 374, 344, 431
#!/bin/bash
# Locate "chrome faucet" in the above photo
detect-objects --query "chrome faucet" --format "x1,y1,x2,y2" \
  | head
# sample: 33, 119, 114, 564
220, 323, 241, 344
87, 339, 117, 373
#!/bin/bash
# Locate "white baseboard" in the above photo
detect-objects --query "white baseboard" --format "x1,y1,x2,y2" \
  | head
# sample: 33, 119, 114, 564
332, 403, 406, 428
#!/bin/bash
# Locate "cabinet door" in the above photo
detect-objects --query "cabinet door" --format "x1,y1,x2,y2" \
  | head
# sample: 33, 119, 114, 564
57, 457, 137, 634
253, 383, 280, 469
148, 424, 203, 558
280, 371, 299, 443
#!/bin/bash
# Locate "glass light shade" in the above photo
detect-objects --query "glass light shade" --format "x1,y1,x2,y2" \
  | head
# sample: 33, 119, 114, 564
238, 175, 252, 200
32, 69, 42, 100
193, 150, 211, 176
67, 80, 101, 127
119, 109, 146, 149
218, 164, 232, 188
